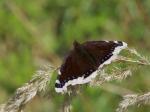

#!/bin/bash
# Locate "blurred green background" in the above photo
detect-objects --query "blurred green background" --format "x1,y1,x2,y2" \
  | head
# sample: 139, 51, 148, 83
0, 0, 150, 112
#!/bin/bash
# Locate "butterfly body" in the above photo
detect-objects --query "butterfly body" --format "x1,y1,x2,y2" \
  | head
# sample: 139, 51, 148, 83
55, 40, 127, 93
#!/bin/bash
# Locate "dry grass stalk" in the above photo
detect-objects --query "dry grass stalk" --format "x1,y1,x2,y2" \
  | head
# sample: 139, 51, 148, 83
90, 68, 132, 86
0, 105, 5, 112
90, 48, 150, 85
90, 48, 150, 111
0, 65, 54, 112
123, 48, 150, 65
116, 92, 150, 112
63, 104, 72, 112
116, 48, 150, 111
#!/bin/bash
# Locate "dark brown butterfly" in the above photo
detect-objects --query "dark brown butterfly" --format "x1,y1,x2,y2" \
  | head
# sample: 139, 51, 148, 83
55, 40, 127, 93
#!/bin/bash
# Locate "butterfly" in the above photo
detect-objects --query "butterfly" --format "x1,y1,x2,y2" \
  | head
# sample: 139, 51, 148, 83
55, 40, 127, 93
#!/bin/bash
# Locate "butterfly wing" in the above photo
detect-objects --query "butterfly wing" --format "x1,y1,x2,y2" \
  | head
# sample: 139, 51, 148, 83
83, 41, 127, 67
55, 41, 127, 93
55, 49, 97, 92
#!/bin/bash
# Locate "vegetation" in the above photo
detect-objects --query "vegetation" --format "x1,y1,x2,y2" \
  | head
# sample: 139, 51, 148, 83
0, 0, 150, 112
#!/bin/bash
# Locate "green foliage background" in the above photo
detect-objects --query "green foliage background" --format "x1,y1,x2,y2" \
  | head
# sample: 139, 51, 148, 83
0, 0, 150, 112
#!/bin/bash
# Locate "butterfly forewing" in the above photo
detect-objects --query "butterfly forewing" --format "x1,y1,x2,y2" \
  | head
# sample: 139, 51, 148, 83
83, 41, 118, 66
